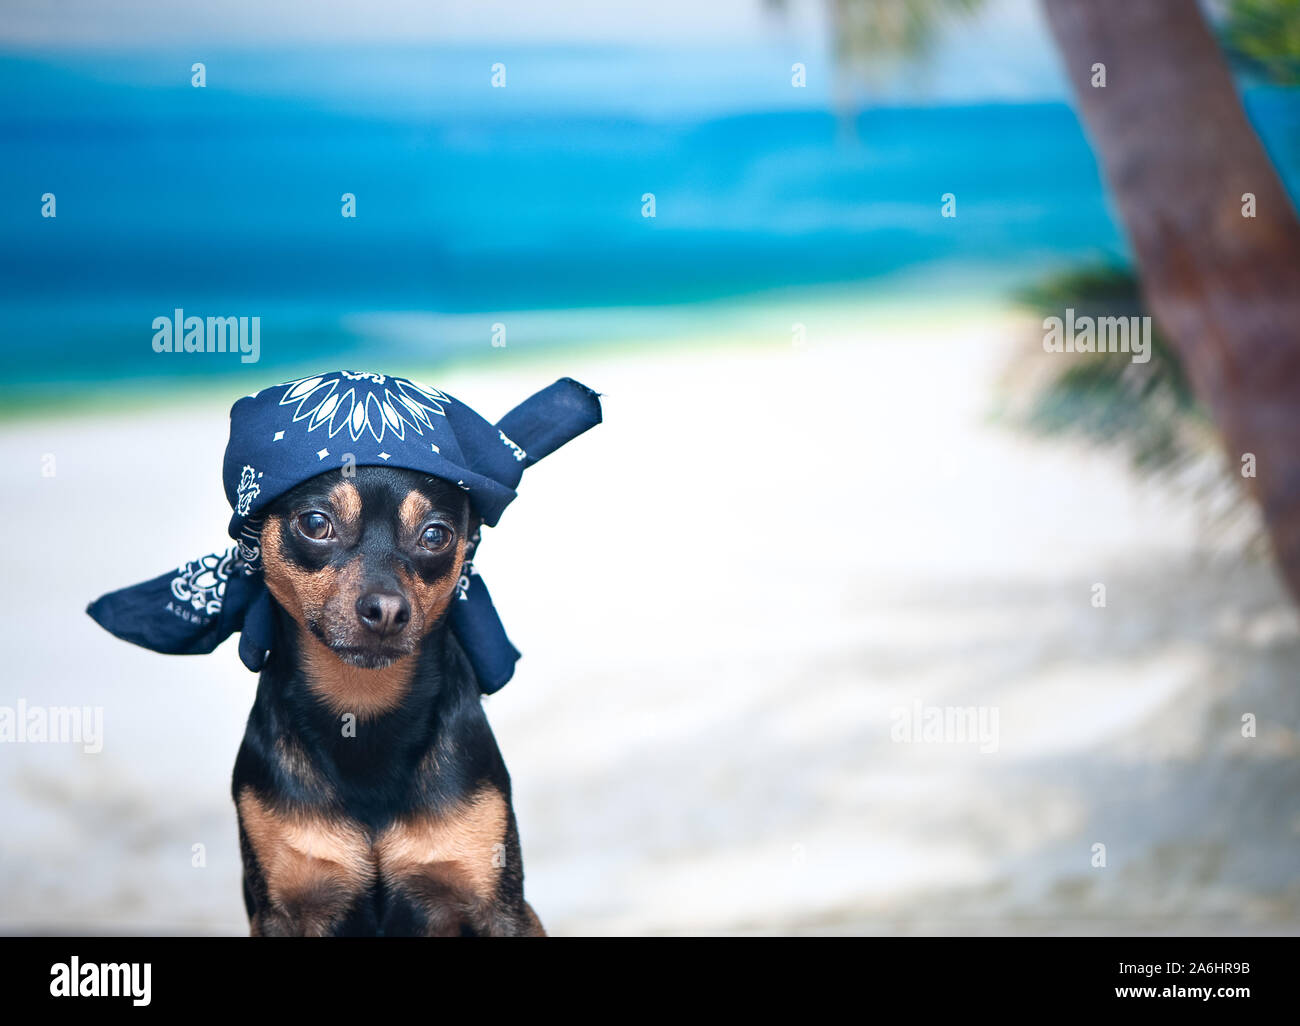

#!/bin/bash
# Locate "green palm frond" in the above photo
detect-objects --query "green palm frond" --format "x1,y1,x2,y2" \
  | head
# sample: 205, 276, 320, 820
1222, 0, 1300, 85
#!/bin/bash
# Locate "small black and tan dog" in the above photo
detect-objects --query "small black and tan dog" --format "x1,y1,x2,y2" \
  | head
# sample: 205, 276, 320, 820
233, 464, 544, 937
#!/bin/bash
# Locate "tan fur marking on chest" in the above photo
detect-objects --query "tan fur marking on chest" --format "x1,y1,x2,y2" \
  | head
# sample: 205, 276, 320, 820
375, 788, 508, 899
238, 788, 374, 934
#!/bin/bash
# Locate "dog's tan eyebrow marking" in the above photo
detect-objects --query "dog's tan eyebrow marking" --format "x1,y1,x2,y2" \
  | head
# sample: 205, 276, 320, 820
328, 481, 363, 529
398, 491, 433, 535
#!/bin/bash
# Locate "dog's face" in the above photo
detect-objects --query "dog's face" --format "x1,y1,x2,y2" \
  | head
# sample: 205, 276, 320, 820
260, 466, 473, 670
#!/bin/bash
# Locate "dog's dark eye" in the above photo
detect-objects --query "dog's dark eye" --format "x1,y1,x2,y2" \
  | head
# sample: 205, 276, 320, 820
419, 523, 453, 554
296, 511, 335, 541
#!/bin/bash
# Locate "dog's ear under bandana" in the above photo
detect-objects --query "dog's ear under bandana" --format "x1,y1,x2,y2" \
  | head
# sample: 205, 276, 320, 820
87, 371, 601, 693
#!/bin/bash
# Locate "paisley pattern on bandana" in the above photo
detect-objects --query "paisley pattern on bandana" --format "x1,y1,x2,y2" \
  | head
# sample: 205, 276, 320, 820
277, 371, 450, 444
170, 548, 236, 615
236, 517, 263, 572
235, 465, 262, 516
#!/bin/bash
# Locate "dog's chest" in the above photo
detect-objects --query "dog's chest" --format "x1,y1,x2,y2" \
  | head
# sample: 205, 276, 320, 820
238, 784, 508, 932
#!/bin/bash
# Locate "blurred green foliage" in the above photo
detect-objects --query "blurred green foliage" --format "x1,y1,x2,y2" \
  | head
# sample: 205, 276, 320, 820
1012, 265, 1206, 472
1223, 0, 1300, 84
825, 0, 985, 64
765, 0, 985, 85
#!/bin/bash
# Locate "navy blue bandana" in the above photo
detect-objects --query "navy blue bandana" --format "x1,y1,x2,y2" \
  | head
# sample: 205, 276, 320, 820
87, 371, 601, 693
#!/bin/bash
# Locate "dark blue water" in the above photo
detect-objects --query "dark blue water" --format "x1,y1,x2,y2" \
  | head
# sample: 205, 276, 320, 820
1, 49, 1296, 393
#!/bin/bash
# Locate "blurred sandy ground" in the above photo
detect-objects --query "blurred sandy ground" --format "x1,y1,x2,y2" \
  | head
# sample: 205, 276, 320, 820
2, 300, 1299, 935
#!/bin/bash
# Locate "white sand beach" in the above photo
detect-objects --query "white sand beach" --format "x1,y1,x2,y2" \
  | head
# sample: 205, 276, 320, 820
2, 299, 1298, 935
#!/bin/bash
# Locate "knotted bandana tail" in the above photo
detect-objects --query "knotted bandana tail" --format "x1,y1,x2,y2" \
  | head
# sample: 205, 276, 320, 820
497, 377, 603, 468
87, 373, 601, 693
446, 527, 520, 694
87, 548, 261, 659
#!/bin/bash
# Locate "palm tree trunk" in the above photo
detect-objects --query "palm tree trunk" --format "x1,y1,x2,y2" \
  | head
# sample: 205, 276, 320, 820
1041, 0, 1300, 602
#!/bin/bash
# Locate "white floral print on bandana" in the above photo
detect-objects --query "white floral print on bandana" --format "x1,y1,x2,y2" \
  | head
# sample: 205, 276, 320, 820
277, 372, 449, 444
236, 465, 262, 516
169, 548, 236, 618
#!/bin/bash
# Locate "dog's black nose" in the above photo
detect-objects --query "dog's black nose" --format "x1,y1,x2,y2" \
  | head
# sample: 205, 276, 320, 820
356, 591, 410, 637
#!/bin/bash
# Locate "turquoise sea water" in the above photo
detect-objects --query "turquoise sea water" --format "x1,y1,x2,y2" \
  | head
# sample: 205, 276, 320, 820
1, 48, 1297, 396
